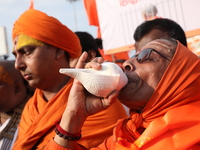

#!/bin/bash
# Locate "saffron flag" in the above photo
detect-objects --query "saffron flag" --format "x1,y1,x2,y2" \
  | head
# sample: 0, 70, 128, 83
83, 0, 101, 38
29, 0, 34, 9
83, 0, 99, 26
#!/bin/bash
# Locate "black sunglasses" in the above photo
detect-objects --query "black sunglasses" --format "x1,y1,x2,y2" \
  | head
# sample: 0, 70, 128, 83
131, 48, 171, 63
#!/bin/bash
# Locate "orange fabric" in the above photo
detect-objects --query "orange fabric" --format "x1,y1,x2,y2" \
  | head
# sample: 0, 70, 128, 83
12, 80, 73, 150
28, 0, 34, 9
114, 52, 129, 60
46, 41, 200, 149
83, 0, 99, 27
99, 49, 129, 62
83, 0, 101, 39
99, 48, 129, 69
98, 49, 113, 61
12, 9, 81, 59
13, 79, 127, 150
97, 27, 101, 39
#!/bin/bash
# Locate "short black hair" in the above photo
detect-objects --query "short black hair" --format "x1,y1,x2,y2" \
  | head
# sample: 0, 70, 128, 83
134, 18, 187, 47
95, 38, 103, 49
75, 31, 101, 57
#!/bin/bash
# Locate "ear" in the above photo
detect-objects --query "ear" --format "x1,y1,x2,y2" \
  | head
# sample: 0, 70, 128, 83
87, 50, 96, 62
14, 81, 22, 95
55, 48, 65, 59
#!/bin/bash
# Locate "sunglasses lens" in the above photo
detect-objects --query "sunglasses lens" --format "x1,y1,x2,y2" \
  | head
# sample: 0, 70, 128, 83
137, 49, 150, 63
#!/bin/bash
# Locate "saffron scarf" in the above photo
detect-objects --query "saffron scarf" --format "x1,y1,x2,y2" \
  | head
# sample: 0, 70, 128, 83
13, 79, 127, 150
12, 80, 73, 149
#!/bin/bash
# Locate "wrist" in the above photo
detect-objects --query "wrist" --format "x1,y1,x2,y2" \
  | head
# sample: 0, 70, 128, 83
53, 110, 86, 149
55, 123, 82, 141
60, 109, 87, 133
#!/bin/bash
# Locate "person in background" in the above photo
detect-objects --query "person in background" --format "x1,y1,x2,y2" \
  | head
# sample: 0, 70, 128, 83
46, 38, 200, 150
0, 60, 31, 150
75, 31, 127, 65
134, 18, 187, 52
95, 38, 103, 50
75, 31, 102, 62
95, 37, 129, 65
12, 9, 127, 150
142, 4, 161, 21
94, 38, 113, 61
69, 31, 102, 68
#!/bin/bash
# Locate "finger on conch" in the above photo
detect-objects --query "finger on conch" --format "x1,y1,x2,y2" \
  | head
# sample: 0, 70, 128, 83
75, 52, 88, 69
91, 57, 104, 63
84, 61, 102, 70
82, 56, 104, 69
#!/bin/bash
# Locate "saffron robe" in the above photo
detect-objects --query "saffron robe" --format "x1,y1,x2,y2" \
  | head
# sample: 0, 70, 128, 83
13, 80, 127, 149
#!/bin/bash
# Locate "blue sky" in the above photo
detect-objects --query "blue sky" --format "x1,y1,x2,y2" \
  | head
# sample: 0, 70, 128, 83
0, 0, 97, 59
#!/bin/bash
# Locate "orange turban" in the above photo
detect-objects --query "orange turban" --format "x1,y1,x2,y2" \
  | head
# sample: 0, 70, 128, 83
12, 9, 81, 59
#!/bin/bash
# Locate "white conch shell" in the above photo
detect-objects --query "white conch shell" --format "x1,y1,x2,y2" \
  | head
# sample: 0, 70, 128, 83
59, 62, 128, 98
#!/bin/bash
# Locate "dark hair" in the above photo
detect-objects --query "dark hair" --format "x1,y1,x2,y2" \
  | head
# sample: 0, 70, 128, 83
75, 31, 101, 57
95, 38, 103, 49
134, 18, 187, 47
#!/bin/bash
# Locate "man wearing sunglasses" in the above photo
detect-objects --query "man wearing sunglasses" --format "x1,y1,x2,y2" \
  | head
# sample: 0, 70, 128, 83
46, 38, 200, 150
133, 18, 187, 52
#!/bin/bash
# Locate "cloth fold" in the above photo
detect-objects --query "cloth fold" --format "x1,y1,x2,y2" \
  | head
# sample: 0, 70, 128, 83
13, 80, 73, 149
13, 79, 127, 149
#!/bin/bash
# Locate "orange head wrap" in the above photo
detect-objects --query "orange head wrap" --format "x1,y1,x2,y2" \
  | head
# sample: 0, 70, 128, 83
12, 9, 81, 59
142, 41, 200, 121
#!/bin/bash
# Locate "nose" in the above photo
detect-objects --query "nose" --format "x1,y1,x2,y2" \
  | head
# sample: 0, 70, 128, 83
15, 56, 26, 71
122, 59, 135, 72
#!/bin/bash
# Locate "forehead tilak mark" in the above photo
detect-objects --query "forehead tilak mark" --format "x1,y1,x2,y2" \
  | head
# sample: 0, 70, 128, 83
150, 41, 173, 53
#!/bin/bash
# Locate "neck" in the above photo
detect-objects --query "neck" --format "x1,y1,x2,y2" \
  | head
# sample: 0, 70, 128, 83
42, 76, 71, 101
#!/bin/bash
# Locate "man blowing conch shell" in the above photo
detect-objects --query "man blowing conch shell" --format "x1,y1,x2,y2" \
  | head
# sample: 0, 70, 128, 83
45, 38, 200, 150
